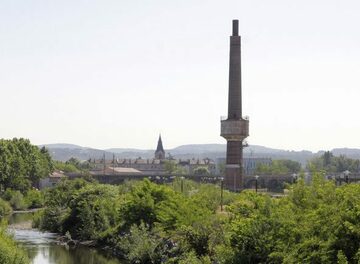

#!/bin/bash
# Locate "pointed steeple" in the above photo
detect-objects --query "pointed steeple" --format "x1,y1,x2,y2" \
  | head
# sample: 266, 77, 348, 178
155, 134, 165, 159
156, 135, 164, 152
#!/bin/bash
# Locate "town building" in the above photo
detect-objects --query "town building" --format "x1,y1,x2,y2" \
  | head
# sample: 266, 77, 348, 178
39, 170, 67, 189
91, 136, 216, 175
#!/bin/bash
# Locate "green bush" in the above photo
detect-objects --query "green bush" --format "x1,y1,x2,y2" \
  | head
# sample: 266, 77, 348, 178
9, 191, 27, 210
120, 179, 213, 231
32, 209, 44, 228
62, 184, 120, 240
117, 223, 161, 263
24, 189, 44, 208
38, 206, 69, 233
0, 198, 12, 217
2, 189, 27, 210
36, 176, 360, 263
0, 221, 29, 264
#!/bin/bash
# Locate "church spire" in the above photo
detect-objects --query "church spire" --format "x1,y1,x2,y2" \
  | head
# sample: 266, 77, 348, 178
156, 134, 164, 152
155, 134, 165, 159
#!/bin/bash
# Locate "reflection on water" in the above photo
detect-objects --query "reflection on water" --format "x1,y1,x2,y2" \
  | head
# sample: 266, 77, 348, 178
7, 212, 123, 264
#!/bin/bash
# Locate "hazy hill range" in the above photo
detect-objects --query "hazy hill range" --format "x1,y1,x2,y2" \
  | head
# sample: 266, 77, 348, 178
40, 143, 360, 165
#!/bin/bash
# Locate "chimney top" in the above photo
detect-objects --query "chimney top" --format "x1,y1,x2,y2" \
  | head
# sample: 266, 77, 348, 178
232, 20, 239, 36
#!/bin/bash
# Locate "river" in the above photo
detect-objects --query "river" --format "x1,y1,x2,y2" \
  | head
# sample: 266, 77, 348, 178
7, 212, 123, 264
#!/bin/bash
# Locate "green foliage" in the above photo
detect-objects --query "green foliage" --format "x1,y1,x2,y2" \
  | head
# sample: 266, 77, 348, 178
255, 159, 301, 175
164, 160, 186, 175
308, 151, 360, 173
0, 221, 29, 264
118, 223, 161, 263
337, 251, 348, 264
43, 178, 89, 208
54, 160, 80, 173
36, 206, 68, 232
224, 173, 360, 263
0, 138, 53, 192
38, 179, 120, 240
189, 183, 236, 212
63, 184, 120, 240
24, 189, 44, 208
0, 198, 12, 217
193, 167, 210, 176
226, 191, 277, 263
177, 251, 202, 264
54, 157, 95, 173
8, 190, 26, 210
180, 216, 226, 258
2, 188, 44, 210
121, 179, 183, 229
36, 175, 360, 263
35, 178, 90, 232
120, 179, 219, 233
171, 177, 196, 194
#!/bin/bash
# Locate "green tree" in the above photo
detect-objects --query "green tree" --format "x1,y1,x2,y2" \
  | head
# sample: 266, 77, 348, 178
164, 160, 186, 175
255, 159, 301, 175
0, 138, 53, 192
308, 151, 360, 173
193, 167, 210, 176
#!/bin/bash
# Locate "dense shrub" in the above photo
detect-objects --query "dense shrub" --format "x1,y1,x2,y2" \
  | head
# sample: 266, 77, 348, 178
24, 189, 44, 208
0, 198, 12, 217
0, 221, 29, 264
120, 179, 216, 232
36, 175, 360, 263
2, 189, 27, 210
117, 223, 162, 263
62, 184, 120, 240
223, 174, 360, 263
9, 191, 26, 210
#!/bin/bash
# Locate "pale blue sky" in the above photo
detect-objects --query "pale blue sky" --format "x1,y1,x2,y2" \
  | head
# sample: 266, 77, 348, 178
1, 0, 359, 151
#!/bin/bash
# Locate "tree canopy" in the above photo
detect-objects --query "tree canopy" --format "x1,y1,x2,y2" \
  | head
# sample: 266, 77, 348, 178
308, 151, 360, 173
0, 138, 53, 192
255, 159, 301, 175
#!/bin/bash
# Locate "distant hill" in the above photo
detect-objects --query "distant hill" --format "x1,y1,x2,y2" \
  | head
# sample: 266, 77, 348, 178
39, 143, 85, 149
40, 143, 360, 165
41, 143, 112, 161
171, 144, 226, 154
331, 148, 360, 159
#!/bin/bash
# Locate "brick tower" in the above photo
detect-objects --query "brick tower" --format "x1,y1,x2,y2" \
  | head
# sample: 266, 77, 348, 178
220, 20, 249, 191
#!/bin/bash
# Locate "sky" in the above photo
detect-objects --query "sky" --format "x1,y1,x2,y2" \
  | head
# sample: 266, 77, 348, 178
0, 0, 359, 152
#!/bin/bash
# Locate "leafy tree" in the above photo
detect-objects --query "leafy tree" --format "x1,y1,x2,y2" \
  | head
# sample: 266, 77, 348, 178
0, 138, 53, 192
193, 167, 210, 176
164, 160, 186, 175
24, 189, 44, 208
308, 151, 360, 173
117, 223, 161, 263
63, 184, 120, 239
255, 159, 301, 175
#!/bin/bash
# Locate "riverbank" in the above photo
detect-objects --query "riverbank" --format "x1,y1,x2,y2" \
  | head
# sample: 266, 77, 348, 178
0, 218, 29, 264
8, 211, 123, 264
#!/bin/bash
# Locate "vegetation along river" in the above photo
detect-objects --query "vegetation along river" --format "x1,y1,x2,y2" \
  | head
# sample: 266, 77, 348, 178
7, 212, 123, 264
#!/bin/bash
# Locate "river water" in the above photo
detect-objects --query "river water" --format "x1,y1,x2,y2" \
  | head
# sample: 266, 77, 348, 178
7, 212, 123, 264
